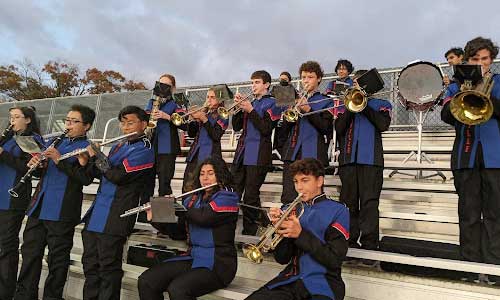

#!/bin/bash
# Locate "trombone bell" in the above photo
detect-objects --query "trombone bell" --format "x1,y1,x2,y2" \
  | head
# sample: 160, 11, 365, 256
170, 113, 184, 126
344, 88, 367, 113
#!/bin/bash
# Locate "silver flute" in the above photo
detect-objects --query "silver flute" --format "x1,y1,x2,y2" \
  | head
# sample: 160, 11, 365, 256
120, 182, 219, 218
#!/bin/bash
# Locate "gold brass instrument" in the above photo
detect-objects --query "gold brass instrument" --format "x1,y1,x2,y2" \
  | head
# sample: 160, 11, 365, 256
343, 86, 368, 113
450, 72, 494, 125
147, 96, 164, 129
283, 95, 341, 122
120, 182, 219, 217
218, 91, 254, 119
170, 103, 210, 127
282, 83, 310, 122
242, 193, 304, 264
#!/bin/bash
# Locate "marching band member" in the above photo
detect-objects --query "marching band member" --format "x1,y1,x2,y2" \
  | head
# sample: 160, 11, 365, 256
80, 106, 154, 299
271, 71, 297, 158
182, 88, 229, 192
281, 61, 333, 204
325, 59, 354, 94
443, 47, 465, 86
138, 158, 239, 300
441, 37, 500, 280
15, 105, 96, 300
232, 70, 279, 235
335, 70, 392, 254
0, 107, 42, 299
145, 74, 184, 197
246, 158, 349, 300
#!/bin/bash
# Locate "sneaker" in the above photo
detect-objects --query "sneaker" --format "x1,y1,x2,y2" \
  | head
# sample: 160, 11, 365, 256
359, 259, 379, 268
484, 274, 500, 285
460, 273, 480, 283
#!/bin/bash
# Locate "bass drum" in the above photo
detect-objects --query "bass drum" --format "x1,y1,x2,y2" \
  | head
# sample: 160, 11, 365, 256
397, 61, 444, 111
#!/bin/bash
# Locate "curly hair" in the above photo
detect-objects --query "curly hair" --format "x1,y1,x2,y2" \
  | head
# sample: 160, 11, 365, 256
464, 37, 499, 61
289, 158, 325, 178
299, 61, 324, 79
335, 59, 354, 74
184, 158, 233, 193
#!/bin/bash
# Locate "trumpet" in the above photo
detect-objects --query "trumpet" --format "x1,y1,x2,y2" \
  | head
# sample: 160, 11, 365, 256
242, 193, 304, 264
120, 182, 219, 217
147, 96, 166, 129
9, 129, 69, 198
57, 132, 138, 161
450, 72, 494, 125
170, 103, 210, 127
218, 91, 254, 119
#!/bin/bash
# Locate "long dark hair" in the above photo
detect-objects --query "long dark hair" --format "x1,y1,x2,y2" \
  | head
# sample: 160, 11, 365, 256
9, 106, 41, 135
185, 158, 233, 194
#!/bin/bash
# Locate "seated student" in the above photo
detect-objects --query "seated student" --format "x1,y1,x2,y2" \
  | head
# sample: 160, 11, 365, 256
247, 158, 349, 300
138, 158, 239, 300
325, 59, 354, 94
80, 105, 154, 299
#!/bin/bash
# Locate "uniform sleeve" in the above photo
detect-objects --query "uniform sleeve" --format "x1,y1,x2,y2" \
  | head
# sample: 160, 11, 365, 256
103, 147, 154, 185
187, 122, 199, 138
185, 191, 239, 227
294, 205, 350, 270
490, 77, 500, 119
0, 143, 30, 174
231, 111, 244, 132
361, 100, 392, 132
305, 110, 333, 136
247, 110, 273, 136
324, 81, 334, 94
273, 237, 297, 265
335, 106, 355, 136
56, 159, 95, 186
440, 84, 459, 125
203, 117, 227, 141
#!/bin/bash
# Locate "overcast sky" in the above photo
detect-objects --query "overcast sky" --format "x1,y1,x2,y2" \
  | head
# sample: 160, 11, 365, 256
1, 0, 499, 88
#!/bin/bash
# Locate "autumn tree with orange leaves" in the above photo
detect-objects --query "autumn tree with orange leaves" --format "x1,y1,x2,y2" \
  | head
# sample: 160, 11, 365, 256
0, 59, 146, 101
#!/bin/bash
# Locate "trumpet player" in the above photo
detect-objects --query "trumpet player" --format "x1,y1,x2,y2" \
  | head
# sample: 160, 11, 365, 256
246, 158, 349, 300
138, 158, 239, 300
335, 70, 392, 255
0, 106, 42, 299
281, 61, 334, 204
79, 105, 154, 299
15, 105, 96, 300
232, 70, 279, 235
182, 88, 229, 192
441, 37, 500, 279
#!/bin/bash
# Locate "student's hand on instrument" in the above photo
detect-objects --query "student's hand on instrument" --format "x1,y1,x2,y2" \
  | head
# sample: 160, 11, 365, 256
277, 215, 302, 238
27, 154, 45, 168
297, 97, 311, 113
145, 203, 153, 221
234, 93, 244, 102
191, 109, 205, 121
239, 99, 254, 113
154, 110, 170, 121
86, 145, 96, 158
44, 148, 61, 164
268, 207, 283, 224
77, 152, 89, 166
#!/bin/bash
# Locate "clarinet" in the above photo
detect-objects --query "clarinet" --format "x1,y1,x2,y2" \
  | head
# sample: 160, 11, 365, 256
8, 129, 69, 198
0, 124, 14, 147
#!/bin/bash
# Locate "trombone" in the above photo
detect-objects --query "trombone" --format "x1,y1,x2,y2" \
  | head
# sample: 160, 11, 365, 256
120, 182, 219, 217
242, 193, 304, 264
218, 91, 254, 119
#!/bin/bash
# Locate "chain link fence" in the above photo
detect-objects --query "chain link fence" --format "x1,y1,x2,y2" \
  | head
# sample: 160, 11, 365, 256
1, 61, 499, 139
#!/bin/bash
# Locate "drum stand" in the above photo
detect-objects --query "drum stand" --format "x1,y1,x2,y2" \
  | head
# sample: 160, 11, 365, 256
389, 109, 446, 181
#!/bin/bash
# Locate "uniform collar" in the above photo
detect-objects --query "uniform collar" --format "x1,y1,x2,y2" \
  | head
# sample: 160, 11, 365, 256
127, 133, 147, 145
68, 135, 87, 142
306, 192, 326, 205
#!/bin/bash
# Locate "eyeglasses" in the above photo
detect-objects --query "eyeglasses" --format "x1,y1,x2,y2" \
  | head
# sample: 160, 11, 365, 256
62, 118, 83, 125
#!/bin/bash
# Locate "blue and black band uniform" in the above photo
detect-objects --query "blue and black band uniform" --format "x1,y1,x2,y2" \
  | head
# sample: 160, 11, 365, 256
145, 98, 185, 196
80, 134, 154, 299
231, 94, 279, 235
335, 97, 392, 250
15, 135, 94, 300
138, 189, 239, 300
182, 109, 229, 192
246, 194, 350, 300
441, 74, 500, 265
0, 130, 42, 299
280, 91, 334, 204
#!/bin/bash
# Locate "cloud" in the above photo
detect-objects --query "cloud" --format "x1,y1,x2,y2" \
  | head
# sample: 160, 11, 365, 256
1, 0, 499, 87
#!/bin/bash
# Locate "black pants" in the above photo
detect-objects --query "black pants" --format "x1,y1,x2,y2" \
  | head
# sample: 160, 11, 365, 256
339, 164, 383, 250
0, 210, 25, 300
15, 217, 75, 300
453, 168, 500, 264
231, 163, 269, 235
281, 161, 297, 204
246, 280, 332, 300
138, 260, 225, 300
157, 154, 176, 196
81, 230, 127, 300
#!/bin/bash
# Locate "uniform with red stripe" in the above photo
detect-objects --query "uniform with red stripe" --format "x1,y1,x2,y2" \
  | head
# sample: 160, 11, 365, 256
260, 194, 349, 300
83, 135, 154, 236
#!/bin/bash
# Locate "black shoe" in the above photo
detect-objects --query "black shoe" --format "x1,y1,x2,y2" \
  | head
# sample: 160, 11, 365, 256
460, 273, 480, 283
359, 259, 379, 268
